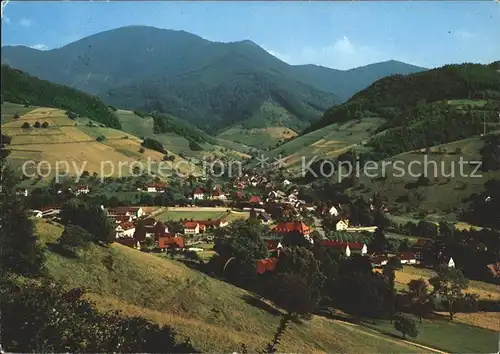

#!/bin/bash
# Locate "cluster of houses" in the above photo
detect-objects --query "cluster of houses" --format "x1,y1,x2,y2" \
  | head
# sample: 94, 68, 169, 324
255, 220, 425, 274
107, 206, 184, 251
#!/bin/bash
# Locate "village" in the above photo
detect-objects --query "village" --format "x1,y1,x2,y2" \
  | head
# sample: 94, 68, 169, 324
21, 170, 457, 274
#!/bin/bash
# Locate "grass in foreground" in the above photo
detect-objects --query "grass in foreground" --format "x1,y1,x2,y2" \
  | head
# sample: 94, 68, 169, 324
34, 219, 426, 353
361, 314, 498, 353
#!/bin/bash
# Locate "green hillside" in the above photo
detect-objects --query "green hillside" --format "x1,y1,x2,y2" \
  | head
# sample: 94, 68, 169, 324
34, 219, 425, 353
350, 134, 500, 217
303, 62, 500, 137
115, 109, 251, 160
1, 65, 121, 129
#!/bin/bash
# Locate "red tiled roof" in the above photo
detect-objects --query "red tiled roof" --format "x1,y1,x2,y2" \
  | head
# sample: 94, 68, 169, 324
193, 187, 204, 194
113, 215, 132, 223
183, 221, 199, 229
320, 240, 364, 250
118, 222, 135, 231
212, 189, 224, 196
256, 257, 278, 274
273, 221, 311, 235
249, 195, 262, 203
399, 252, 417, 261
158, 236, 184, 249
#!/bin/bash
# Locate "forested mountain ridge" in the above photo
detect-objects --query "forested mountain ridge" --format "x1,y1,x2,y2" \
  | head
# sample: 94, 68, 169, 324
2, 25, 425, 133
1, 65, 121, 128
303, 62, 500, 137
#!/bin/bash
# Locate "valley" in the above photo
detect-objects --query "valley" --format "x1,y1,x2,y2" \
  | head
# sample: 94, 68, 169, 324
2, 6, 499, 353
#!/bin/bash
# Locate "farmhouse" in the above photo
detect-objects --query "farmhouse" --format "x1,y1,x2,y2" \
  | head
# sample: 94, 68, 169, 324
211, 189, 226, 200
399, 252, 417, 265
108, 206, 144, 219
133, 219, 169, 241
158, 236, 184, 250
183, 221, 201, 234
335, 219, 349, 231
110, 215, 133, 224
197, 218, 229, 229
193, 187, 205, 200
273, 221, 312, 237
143, 182, 168, 192
320, 240, 368, 256
115, 222, 136, 238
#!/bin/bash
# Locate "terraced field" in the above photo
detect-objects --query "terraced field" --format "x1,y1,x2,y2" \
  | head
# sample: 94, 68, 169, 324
259, 117, 385, 172
2, 107, 196, 176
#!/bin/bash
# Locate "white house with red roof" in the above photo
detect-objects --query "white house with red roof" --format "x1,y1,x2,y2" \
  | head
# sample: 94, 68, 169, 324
211, 189, 226, 200
183, 221, 201, 234
399, 252, 417, 265
115, 222, 136, 238
193, 187, 205, 200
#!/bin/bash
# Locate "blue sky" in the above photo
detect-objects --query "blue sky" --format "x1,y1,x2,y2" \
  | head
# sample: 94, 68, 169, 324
2, 1, 499, 70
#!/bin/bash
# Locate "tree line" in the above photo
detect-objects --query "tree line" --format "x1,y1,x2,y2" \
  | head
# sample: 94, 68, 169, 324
1, 65, 121, 129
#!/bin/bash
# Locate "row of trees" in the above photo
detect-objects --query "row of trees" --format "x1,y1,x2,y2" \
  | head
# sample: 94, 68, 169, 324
21, 121, 50, 129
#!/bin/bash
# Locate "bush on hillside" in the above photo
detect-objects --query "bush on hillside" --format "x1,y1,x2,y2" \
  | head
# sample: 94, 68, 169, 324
141, 138, 166, 154
41, 122, 49, 128
21, 122, 30, 129
13, 113, 20, 119
394, 315, 419, 339
34, 121, 41, 128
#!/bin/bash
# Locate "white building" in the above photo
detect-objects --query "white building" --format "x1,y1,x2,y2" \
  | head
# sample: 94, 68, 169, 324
329, 206, 339, 216
115, 222, 136, 238
335, 219, 349, 231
